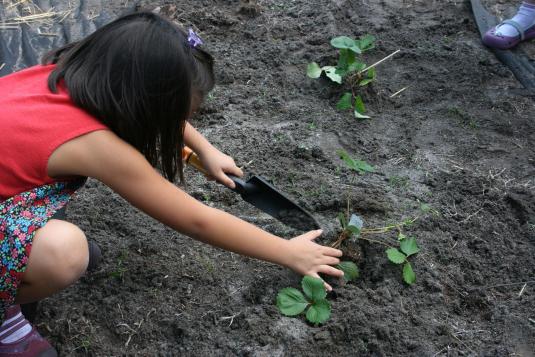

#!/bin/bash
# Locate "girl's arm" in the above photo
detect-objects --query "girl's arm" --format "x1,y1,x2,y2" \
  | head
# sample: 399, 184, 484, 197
48, 130, 343, 288
183, 121, 243, 189
183, 121, 213, 157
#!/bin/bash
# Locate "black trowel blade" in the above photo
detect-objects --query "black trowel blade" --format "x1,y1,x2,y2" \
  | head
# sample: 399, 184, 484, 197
240, 176, 320, 231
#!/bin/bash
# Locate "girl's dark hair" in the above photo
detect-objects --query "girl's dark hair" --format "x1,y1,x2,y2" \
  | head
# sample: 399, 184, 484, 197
42, 12, 215, 182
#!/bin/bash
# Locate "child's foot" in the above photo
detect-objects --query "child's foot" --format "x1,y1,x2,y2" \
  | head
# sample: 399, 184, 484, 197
0, 305, 57, 357
483, 2, 535, 49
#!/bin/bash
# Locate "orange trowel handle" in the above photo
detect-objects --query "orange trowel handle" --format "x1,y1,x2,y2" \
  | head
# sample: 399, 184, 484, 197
182, 146, 208, 175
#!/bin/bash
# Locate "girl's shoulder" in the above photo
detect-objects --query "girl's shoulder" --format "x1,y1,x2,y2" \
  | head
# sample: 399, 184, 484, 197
0, 65, 110, 199
0, 64, 54, 93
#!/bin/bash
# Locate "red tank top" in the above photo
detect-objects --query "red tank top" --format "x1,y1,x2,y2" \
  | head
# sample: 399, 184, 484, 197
0, 65, 108, 201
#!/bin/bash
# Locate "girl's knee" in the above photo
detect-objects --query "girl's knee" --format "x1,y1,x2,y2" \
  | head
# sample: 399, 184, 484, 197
28, 220, 89, 287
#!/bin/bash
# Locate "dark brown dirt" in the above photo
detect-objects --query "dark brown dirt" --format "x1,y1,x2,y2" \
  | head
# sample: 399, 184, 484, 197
30, 0, 535, 355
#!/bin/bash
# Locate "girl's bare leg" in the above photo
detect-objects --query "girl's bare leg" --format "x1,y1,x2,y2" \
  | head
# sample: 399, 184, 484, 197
15, 219, 89, 304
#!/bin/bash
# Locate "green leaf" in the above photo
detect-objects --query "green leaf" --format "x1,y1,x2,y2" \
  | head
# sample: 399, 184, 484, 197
337, 149, 353, 167
337, 49, 356, 74
338, 212, 348, 230
307, 62, 322, 79
358, 34, 376, 52
354, 96, 370, 119
348, 61, 366, 73
359, 68, 376, 86
403, 218, 415, 226
336, 149, 374, 174
403, 262, 416, 285
354, 95, 366, 114
355, 160, 374, 173
337, 261, 359, 282
322, 66, 342, 84
359, 78, 374, 86
276, 288, 308, 316
331, 36, 355, 48
386, 248, 406, 264
331, 36, 361, 54
397, 232, 407, 241
305, 299, 331, 324
419, 203, 431, 213
400, 237, 420, 257
347, 225, 361, 237
354, 111, 370, 119
347, 214, 363, 237
336, 92, 353, 110
302, 276, 327, 302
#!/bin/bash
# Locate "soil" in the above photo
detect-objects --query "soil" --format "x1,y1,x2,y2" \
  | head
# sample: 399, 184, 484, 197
22, 0, 535, 355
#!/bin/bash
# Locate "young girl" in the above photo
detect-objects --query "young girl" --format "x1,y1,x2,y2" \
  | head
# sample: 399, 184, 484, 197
0, 12, 343, 356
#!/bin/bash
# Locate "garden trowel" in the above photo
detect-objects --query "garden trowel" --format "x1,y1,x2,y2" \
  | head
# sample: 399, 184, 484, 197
182, 147, 320, 231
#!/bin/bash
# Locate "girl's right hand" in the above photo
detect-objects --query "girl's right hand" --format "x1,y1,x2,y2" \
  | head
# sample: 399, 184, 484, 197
284, 230, 344, 291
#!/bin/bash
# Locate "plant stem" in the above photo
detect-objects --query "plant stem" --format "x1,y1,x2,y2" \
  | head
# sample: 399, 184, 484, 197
358, 236, 395, 248
361, 217, 418, 234
361, 225, 399, 234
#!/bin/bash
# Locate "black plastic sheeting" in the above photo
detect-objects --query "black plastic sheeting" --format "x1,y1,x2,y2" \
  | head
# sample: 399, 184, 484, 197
0, 0, 132, 77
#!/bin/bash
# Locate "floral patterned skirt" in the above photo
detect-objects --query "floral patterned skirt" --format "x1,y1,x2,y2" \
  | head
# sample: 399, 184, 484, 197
0, 180, 84, 323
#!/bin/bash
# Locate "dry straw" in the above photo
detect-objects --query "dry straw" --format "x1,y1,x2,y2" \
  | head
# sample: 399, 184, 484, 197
0, 2, 71, 30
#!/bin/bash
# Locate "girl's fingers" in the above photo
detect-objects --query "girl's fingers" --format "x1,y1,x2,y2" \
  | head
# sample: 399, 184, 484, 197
323, 247, 343, 257
318, 265, 344, 277
322, 256, 340, 266
303, 230, 323, 241
218, 173, 236, 189
226, 164, 244, 177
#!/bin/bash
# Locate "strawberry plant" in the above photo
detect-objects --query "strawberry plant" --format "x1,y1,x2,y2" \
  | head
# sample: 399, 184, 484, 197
276, 262, 358, 324
333, 213, 420, 285
307, 35, 376, 119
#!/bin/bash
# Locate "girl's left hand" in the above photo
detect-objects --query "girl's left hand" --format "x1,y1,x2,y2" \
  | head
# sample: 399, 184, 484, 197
197, 147, 244, 189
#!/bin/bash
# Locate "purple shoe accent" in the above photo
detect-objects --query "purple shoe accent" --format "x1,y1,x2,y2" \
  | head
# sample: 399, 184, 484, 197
0, 306, 57, 357
483, 21, 535, 49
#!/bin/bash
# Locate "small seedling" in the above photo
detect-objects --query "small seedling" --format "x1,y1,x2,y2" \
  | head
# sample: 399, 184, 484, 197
307, 35, 376, 119
337, 149, 374, 174
109, 250, 128, 281
73, 339, 92, 353
333, 212, 420, 285
386, 234, 420, 285
447, 106, 478, 129
276, 263, 358, 324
